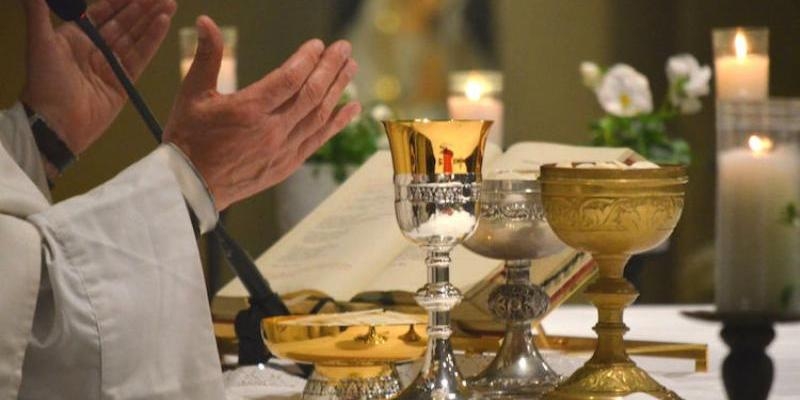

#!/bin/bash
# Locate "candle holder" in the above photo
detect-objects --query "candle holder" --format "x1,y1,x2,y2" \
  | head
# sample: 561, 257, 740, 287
539, 164, 688, 400
712, 27, 768, 101
383, 120, 491, 400
682, 311, 800, 400
462, 175, 566, 398
447, 71, 504, 147
715, 99, 800, 314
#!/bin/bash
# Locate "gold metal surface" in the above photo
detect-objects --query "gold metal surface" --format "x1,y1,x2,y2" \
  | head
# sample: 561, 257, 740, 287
383, 119, 491, 176
262, 315, 427, 365
540, 164, 688, 400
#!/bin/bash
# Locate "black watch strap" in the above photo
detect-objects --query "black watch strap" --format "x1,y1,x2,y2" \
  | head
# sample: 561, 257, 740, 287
22, 103, 76, 173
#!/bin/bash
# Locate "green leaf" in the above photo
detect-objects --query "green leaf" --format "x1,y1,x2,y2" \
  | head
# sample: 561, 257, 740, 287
781, 202, 799, 227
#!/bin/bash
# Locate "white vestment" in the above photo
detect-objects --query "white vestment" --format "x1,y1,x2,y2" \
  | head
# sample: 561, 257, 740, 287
0, 103, 225, 399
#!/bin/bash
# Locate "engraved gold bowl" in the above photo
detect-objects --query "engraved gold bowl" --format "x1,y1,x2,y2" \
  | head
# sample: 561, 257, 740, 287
263, 315, 427, 400
539, 164, 688, 400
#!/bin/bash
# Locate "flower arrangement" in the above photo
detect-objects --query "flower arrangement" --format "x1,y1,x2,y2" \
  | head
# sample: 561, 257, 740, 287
308, 85, 394, 182
580, 54, 712, 164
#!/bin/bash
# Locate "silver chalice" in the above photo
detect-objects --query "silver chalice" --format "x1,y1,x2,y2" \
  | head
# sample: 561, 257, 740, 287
463, 173, 565, 398
383, 119, 492, 400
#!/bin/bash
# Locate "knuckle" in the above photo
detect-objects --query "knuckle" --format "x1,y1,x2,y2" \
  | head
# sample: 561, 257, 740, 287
282, 69, 304, 92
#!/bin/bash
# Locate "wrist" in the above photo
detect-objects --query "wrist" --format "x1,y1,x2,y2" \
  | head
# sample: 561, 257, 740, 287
22, 102, 77, 181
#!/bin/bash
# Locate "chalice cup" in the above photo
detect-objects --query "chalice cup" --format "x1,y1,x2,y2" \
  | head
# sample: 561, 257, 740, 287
462, 175, 566, 398
539, 164, 688, 400
383, 120, 492, 400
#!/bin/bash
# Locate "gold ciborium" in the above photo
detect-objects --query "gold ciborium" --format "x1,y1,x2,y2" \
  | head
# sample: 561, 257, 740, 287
384, 119, 491, 400
263, 311, 428, 400
539, 164, 688, 400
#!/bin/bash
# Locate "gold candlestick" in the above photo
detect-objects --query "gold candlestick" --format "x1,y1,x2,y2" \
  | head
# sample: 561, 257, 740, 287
539, 164, 688, 400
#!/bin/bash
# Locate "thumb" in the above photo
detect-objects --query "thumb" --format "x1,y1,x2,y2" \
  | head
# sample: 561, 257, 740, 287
181, 16, 223, 96
22, 0, 55, 41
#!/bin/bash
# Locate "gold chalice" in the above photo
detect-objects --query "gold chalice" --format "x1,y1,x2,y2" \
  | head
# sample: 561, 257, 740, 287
539, 164, 688, 400
263, 311, 428, 400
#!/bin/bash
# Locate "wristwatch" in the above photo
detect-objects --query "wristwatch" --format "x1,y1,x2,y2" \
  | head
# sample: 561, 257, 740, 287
22, 103, 75, 173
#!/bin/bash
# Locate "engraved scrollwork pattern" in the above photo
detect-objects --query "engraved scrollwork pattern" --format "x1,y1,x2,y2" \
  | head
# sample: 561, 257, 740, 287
556, 365, 681, 399
406, 183, 476, 204
480, 201, 545, 222
543, 196, 684, 232
488, 283, 549, 322
304, 375, 401, 400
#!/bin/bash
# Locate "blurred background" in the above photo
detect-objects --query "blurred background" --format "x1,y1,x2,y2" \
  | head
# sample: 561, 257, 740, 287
1, 0, 798, 303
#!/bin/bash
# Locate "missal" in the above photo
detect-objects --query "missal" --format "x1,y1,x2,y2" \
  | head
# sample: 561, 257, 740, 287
212, 142, 643, 329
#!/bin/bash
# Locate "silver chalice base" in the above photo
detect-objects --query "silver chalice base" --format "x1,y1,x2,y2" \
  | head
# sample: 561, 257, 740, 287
463, 177, 566, 398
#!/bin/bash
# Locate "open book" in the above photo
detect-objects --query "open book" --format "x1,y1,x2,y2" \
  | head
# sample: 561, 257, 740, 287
212, 142, 642, 329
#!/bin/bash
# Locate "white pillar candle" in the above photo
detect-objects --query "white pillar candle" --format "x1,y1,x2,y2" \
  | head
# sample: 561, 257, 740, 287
716, 137, 800, 313
447, 71, 504, 147
714, 29, 769, 100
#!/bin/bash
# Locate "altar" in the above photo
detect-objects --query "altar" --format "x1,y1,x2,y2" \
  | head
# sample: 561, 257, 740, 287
223, 305, 800, 400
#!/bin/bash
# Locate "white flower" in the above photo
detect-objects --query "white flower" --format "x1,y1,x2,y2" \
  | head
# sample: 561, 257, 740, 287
344, 82, 358, 100
595, 64, 653, 117
580, 62, 603, 88
666, 54, 712, 114
370, 104, 393, 121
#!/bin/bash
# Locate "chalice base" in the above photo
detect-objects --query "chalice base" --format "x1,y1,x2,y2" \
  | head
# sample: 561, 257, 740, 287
395, 338, 471, 400
468, 324, 560, 399
302, 364, 402, 400
544, 361, 681, 400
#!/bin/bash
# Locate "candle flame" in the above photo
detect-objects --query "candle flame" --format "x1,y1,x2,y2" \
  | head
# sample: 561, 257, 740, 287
465, 81, 484, 101
734, 31, 749, 59
748, 134, 773, 154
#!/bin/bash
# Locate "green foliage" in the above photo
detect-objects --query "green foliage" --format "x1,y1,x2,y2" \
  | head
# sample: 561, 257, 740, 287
589, 111, 691, 165
781, 202, 799, 227
308, 103, 384, 183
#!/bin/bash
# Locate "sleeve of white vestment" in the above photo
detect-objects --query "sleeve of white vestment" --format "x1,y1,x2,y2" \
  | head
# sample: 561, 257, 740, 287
18, 148, 225, 400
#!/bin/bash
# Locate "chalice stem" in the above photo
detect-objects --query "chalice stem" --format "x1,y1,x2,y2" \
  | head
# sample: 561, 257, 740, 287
397, 249, 469, 400
588, 254, 636, 365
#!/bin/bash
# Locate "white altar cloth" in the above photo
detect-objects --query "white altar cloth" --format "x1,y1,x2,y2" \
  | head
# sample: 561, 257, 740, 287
224, 305, 800, 399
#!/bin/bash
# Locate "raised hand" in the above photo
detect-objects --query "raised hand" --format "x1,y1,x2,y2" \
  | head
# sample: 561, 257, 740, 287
20, 0, 177, 155
164, 16, 360, 211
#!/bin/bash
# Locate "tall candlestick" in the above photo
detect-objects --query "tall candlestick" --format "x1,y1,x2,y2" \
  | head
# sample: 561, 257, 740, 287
180, 26, 238, 94
715, 100, 800, 313
713, 27, 769, 100
447, 70, 504, 147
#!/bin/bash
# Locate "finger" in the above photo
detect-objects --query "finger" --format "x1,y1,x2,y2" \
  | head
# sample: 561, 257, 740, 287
22, 0, 55, 41
87, 0, 132, 26
296, 102, 361, 160
279, 40, 352, 127
123, 0, 177, 46
181, 15, 224, 96
286, 59, 358, 150
96, 0, 151, 49
121, 13, 171, 79
241, 39, 324, 111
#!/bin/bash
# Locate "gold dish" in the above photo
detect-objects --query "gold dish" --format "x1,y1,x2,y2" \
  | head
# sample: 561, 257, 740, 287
263, 313, 427, 400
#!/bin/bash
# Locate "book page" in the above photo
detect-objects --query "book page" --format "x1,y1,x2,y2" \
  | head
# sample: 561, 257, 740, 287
364, 243, 504, 294
215, 151, 406, 302
486, 142, 643, 176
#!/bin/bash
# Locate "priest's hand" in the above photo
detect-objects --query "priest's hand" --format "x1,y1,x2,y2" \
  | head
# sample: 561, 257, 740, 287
20, 0, 177, 156
164, 16, 360, 211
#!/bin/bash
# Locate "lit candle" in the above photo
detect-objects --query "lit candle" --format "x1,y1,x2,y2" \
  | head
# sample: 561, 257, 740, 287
179, 26, 238, 94
716, 107, 800, 312
447, 70, 504, 147
713, 27, 769, 100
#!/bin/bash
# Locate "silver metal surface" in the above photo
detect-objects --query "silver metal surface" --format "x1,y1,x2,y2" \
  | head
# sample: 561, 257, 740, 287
393, 176, 478, 400
463, 177, 566, 398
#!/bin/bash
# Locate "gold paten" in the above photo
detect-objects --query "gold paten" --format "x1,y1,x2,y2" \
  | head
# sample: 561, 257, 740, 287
263, 315, 427, 400
539, 164, 688, 400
